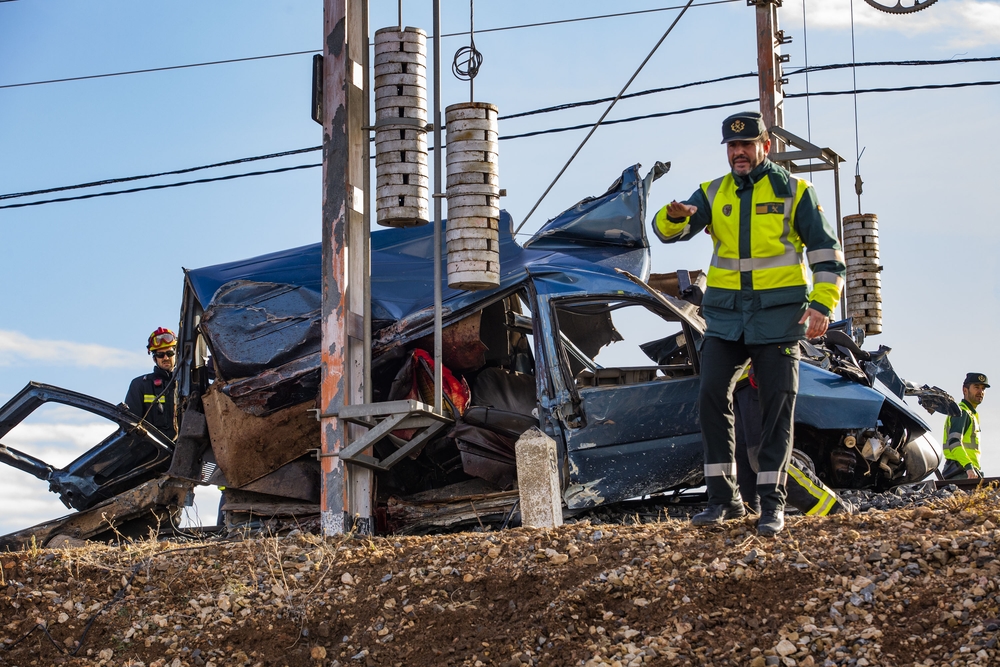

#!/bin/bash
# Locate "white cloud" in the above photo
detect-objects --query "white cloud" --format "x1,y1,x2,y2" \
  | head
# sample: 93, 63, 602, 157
783, 1, 1000, 49
0, 329, 147, 368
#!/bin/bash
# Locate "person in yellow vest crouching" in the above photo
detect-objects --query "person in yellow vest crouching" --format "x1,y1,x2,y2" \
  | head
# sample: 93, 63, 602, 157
651, 111, 845, 537
942, 372, 988, 480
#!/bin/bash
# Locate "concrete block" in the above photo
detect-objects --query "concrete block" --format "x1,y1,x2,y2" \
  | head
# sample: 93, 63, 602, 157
515, 427, 563, 528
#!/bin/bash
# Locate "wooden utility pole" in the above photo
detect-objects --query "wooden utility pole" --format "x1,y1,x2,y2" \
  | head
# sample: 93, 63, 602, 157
319, 0, 372, 536
751, 0, 789, 149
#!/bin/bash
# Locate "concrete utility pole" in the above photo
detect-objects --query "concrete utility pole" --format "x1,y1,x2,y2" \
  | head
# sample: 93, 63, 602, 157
319, 0, 372, 536
751, 0, 789, 148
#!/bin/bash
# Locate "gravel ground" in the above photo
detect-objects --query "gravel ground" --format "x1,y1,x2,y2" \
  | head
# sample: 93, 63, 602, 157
2, 484, 999, 667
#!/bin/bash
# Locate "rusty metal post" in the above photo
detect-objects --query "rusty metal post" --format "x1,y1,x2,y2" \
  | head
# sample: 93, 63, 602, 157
320, 0, 370, 535
753, 0, 787, 151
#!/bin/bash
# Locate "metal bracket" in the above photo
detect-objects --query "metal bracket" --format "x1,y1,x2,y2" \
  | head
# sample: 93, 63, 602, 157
317, 399, 453, 471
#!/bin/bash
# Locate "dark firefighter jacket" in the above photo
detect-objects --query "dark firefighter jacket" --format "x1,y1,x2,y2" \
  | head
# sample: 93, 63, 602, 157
124, 365, 177, 440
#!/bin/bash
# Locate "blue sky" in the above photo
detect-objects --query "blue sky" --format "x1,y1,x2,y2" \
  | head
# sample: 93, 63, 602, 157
1, 0, 998, 535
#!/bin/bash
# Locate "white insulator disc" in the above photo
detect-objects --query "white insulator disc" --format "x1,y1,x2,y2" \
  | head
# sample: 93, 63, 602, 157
445, 140, 498, 154
375, 106, 426, 121
447, 128, 498, 143
445, 150, 498, 165
373, 40, 426, 56
373, 61, 427, 77
445, 102, 498, 120
374, 72, 425, 88
447, 172, 500, 187
448, 271, 500, 290
376, 151, 427, 167
446, 217, 499, 231
374, 138, 428, 154
377, 207, 429, 228
448, 205, 500, 219
377, 173, 429, 189
447, 194, 499, 208
374, 86, 427, 102
447, 237, 496, 252
374, 95, 428, 111
373, 51, 424, 67
444, 229, 500, 243
446, 160, 497, 176
445, 118, 498, 133
378, 161, 429, 177
446, 183, 499, 197
377, 184, 428, 198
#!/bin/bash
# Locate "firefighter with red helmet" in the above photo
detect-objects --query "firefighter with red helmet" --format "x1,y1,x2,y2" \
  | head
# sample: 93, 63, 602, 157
124, 327, 178, 440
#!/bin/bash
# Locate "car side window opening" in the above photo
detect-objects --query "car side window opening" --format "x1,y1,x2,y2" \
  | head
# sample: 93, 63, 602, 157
552, 298, 695, 388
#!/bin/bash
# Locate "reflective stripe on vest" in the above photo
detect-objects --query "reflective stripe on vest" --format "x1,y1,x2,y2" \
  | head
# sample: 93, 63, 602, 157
702, 173, 809, 291
143, 394, 166, 404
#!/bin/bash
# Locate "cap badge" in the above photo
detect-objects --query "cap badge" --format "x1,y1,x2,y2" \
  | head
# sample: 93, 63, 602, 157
979, 375, 987, 383
731, 120, 745, 132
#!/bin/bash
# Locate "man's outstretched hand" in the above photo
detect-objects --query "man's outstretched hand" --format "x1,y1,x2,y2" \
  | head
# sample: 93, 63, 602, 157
666, 200, 697, 219
800, 308, 830, 339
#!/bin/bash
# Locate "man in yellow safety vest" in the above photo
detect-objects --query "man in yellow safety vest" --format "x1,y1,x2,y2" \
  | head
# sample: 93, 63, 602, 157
942, 372, 988, 480
652, 111, 846, 537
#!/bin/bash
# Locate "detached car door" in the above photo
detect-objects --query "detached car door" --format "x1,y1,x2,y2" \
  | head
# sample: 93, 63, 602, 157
0, 382, 175, 511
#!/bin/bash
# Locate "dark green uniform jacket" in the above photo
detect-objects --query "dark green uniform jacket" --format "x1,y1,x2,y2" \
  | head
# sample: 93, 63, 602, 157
942, 399, 982, 478
653, 159, 845, 344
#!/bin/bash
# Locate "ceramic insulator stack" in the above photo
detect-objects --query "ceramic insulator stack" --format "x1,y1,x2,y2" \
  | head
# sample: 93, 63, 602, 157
445, 102, 500, 290
373, 27, 429, 227
842, 213, 882, 335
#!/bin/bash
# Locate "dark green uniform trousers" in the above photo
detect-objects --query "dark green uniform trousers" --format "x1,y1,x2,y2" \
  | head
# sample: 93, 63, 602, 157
699, 335, 799, 513
735, 383, 851, 516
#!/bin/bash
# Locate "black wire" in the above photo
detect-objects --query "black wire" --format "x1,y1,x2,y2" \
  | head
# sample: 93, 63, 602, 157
498, 72, 757, 121
0, 164, 320, 210
0, 50, 322, 90
3, 78, 998, 210
441, 0, 741, 38
1, 1, 742, 90
0, 147, 321, 200
788, 55, 1000, 76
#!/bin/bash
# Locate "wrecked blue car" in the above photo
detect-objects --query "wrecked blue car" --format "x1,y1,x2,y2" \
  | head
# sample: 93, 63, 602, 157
168, 161, 942, 530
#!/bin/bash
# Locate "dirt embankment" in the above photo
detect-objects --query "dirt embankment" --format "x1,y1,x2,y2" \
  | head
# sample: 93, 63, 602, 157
2, 489, 999, 667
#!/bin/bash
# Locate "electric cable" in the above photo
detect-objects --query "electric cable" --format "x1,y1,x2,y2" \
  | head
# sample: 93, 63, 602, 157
0, 146, 320, 200
1, 1, 741, 90
499, 72, 757, 121
3, 78, 998, 210
0, 50, 321, 90
849, 0, 864, 214
515, 0, 697, 234
4, 54, 993, 203
0, 164, 320, 210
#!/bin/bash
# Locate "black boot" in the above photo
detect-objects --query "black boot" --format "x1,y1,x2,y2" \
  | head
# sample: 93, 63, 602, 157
757, 509, 784, 537
691, 501, 746, 526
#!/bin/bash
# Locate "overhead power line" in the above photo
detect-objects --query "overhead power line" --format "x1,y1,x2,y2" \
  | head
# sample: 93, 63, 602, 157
0, 51, 321, 90
0, 147, 320, 200
1, 1, 741, 90
0, 164, 321, 210
3, 77, 999, 210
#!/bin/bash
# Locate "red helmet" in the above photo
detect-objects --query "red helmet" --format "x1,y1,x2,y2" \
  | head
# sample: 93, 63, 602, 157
147, 327, 177, 353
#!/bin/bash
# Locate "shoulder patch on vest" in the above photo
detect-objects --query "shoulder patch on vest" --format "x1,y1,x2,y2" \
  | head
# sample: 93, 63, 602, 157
722, 204, 732, 216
